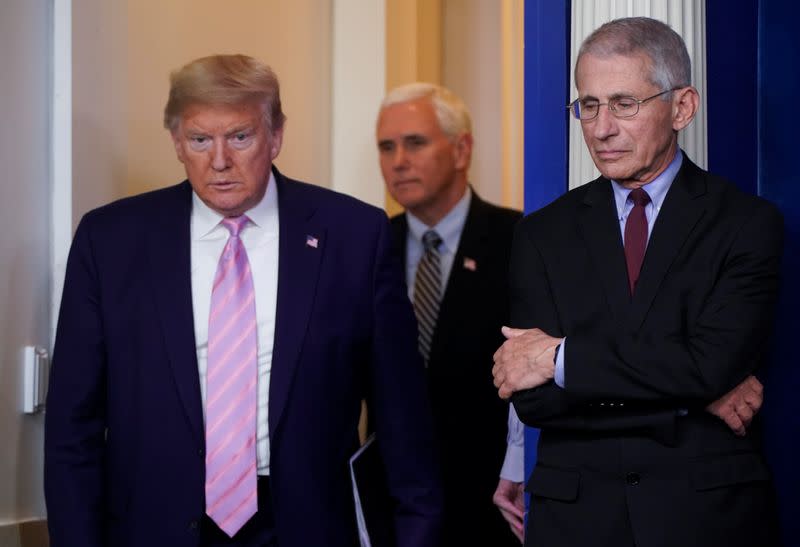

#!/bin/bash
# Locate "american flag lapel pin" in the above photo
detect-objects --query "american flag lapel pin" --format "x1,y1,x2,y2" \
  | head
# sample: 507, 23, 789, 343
306, 234, 319, 249
463, 257, 477, 271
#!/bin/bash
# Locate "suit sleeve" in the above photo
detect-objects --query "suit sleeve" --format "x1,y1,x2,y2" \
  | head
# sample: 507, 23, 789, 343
512, 201, 784, 430
367, 213, 444, 547
44, 214, 108, 547
507, 221, 589, 429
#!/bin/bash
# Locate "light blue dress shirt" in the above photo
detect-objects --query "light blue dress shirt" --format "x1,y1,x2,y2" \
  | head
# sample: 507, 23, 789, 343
405, 189, 472, 301
554, 150, 683, 387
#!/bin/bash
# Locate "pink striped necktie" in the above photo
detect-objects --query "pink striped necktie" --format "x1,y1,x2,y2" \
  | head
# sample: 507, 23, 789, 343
205, 215, 258, 537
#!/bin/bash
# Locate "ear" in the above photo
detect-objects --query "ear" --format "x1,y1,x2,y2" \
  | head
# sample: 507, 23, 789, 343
453, 132, 473, 171
170, 129, 186, 165
269, 125, 285, 161
671, 86, 700, 132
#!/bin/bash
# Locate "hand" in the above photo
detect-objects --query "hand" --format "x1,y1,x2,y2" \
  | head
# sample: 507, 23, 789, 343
705, 375, 763, 436
492, 327, 562, 399
492, 478, 525, 543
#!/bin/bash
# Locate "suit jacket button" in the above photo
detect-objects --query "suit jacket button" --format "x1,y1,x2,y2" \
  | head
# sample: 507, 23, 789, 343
198, 448, 204, 456
626, 472, 640, 486
189, 520, 199, 530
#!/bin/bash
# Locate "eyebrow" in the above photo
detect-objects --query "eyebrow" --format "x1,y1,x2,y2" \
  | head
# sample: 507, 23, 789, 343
224, 125, 255, 137
580, 91, 641, 101
378, 133, 428, 145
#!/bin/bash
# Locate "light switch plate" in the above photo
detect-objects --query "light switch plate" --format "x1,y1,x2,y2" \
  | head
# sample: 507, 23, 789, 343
22, 345, 49, 414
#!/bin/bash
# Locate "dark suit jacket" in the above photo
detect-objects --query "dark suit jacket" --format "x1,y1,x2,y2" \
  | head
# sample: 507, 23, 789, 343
44, 168, 443, 547
511, 157, 783, 547
391, 191, 521, 546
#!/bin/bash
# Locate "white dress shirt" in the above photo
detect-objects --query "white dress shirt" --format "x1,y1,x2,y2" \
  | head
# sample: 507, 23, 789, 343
190, 173, 279, 476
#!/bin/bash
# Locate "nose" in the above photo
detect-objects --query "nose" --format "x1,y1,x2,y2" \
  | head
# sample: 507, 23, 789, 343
391, 146, 409, 171
211, 139, 231, 171
590, 105, 619, 140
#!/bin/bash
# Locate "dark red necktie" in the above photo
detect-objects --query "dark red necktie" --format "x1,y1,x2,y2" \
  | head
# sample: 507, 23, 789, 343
624, 188, 651, 295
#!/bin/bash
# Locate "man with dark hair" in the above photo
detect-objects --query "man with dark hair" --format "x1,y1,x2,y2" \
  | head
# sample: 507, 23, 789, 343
492, 17, 781, 547
45, 54, 443, 547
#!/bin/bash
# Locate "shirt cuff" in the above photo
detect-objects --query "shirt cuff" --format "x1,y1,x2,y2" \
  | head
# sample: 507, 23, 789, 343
500, 406, 525, 482
554, 337, 566, 388
500, 442, 525, 482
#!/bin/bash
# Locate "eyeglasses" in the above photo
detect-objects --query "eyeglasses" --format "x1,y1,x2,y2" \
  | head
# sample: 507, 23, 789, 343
566, 88, 679, 120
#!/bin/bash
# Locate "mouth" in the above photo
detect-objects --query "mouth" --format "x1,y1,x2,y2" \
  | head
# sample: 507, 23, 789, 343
594, 150, 627, 161
209, 181, 239, 190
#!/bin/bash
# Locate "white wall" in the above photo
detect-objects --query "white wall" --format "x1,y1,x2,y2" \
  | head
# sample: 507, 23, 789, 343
331, 0, 386, 208
72, 0, 333, 227
443, 0, 505, 207
0, 0, 51, 524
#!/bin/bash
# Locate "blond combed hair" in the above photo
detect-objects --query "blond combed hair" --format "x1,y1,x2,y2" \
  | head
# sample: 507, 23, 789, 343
163, 54, 286, 132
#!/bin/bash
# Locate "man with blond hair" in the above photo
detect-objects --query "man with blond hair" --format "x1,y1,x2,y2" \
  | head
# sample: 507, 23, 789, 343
45, 54, 443, 547
377, 82, 523, 545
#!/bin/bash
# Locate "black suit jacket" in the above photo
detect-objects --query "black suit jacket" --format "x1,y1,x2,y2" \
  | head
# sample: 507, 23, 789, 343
511, 157, 783, 547
391, 191, 522, 546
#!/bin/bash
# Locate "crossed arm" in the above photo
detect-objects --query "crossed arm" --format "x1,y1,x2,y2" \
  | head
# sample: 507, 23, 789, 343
492, 198, 781, 437
492, 326, 765, 436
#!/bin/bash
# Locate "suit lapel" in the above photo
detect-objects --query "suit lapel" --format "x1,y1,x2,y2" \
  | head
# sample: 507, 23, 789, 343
433, 192, 488, 352
628, 159, 707, 329
390, 214, 409, 273
269, 170, 325, 436
577, 178, 631, 322
148, 181, 204, 443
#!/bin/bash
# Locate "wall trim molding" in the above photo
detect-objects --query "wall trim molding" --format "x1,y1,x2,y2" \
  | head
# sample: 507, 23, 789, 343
0, 519, 49, 547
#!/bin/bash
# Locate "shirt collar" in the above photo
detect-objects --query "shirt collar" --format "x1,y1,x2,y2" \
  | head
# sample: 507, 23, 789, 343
611, 149, 683, 216
192, 171, 278, 239
406, 187, 471, 253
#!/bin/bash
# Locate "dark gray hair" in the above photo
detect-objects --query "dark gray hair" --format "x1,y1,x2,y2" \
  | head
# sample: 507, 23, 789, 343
577, 17, 691, 96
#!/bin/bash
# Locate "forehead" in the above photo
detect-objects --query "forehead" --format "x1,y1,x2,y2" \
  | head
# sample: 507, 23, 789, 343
376, 98, 442, 137
575, 53, 655, 97
179, 101, 266, 131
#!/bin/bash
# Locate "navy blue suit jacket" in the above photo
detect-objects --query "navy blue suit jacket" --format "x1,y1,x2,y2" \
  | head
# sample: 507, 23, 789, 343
44, 168, 443, 547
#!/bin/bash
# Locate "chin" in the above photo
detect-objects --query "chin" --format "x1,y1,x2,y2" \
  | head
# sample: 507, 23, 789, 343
390, 191, 422, 210
596, 164, 632, 182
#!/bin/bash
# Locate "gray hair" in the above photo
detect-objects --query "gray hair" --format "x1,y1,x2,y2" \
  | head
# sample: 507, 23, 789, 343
380, 82, 472, 139
164, 54, 286, 132
577, 17, 691, 97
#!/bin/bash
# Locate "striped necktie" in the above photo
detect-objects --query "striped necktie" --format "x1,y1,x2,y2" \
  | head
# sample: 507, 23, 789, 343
205, 215, 258, 537
414, 230, 443, 364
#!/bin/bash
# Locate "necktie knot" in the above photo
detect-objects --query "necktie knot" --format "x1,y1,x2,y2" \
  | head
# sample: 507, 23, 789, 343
422, 230, 442, 252
221, 215, 249, 238
629, 188, 651, 207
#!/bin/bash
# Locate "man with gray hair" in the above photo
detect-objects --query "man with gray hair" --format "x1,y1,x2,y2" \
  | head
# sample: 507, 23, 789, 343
492, 17, 781, 546
376, 83, 523, 545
